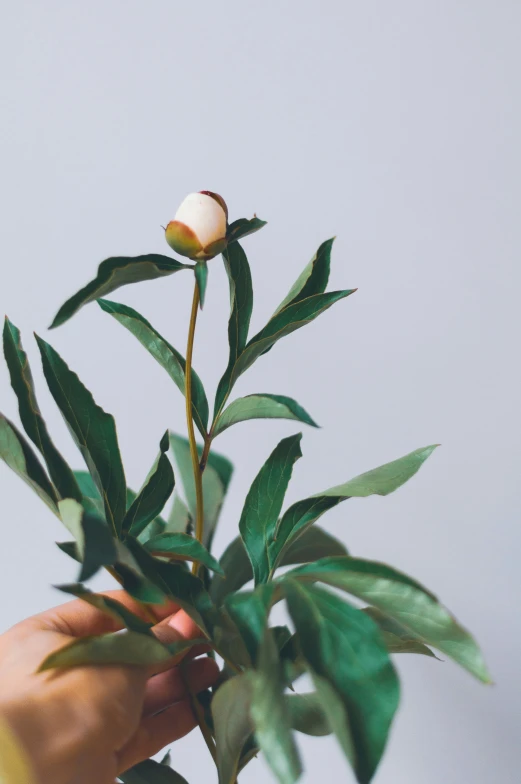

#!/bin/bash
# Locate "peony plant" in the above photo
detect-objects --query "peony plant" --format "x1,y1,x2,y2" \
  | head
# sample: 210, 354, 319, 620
0, 192, 490, 784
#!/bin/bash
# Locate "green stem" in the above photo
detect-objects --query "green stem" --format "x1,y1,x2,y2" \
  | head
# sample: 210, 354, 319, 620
185, 280, 205, 573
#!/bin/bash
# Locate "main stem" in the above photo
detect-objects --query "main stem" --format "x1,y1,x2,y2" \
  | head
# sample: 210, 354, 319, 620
185, 280, 205, 574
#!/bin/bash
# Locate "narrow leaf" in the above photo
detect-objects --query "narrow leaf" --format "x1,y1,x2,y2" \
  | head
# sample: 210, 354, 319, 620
273, 237, 334, 315
50, 254, 190, 328
56, 584, 153, 635
225, 585, 275, 663
166, 494, 192, 534
239, 434, 302, 585
195, 262, 208, 308
39, 630, 175, 671
3, 318, 81, 500
287, 692, 332, 737
226, 216, 267, 245
213, 393, 318, 437
119, 759, 189, 784
58, 499, 117, 581
144, 532, 223, 574
362, 608, 437, 658
0, 414, 59, 514
287, 557, 491, 682
36, 336, 127, 536
212, 674, 254, 784
123, 433, 175, 538
98, 299, 209, 437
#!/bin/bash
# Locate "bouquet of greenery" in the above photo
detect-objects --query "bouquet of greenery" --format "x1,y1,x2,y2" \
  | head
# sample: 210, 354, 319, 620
0, 191, 490, 783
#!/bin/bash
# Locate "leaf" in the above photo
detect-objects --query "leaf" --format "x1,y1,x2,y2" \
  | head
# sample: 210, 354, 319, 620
50, 254, 191, 328
287, 692, 332, 737
249, 630, 302, 784
56, 584, 153, 635
209, 526, 347, 606
166, 494, 192, 534
144, 532, 223, 574
362, 607, 437, 658
36, 336, 127, 536
0, 414, 59, 514
284, 580, 400, 784
270, 444, 439, 572
123, 432, 175, 538
286, 557, 490, 682
213, 393, 318, 437
273, 237, 334, 316
239, 434, 302, 585
169, 433, 233, 547
98, 299, 209, 438
119, 759, 189, 784
3, 318, 81, 500
225, 585, 275, 663
73, 469, 106, 518
230, 290, 356, 390
38, 629, 177, 671
226, 216, 267, 245
212, 674, 254, 784
213, 242, 253, 418
58, 499, 117, 581
195, 262, 208, 308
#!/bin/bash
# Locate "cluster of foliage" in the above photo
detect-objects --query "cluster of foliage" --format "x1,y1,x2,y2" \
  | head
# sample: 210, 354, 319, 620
0, 212, 489, 784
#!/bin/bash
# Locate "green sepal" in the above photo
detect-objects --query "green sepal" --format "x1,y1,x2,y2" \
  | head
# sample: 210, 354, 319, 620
195, 261, 208, 308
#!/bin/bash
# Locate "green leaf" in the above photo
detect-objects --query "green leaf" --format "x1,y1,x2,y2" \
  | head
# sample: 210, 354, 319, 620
0, 414, 59, 514
212, 674, 254, 784
58, 499, 117, 581
119, 759, 189, 784
213, 242, 253, 418
213, 393, 318, 437
361, 608, 437, 658
50, 254, 191, 328
169, 433, 233, 547
195, 262, 208, 308
225, 585, 275, 663
166, 494, 192, 534
3, 319, 81, 500
273, 238, 334, 316
287, 692, 332, 737
38, 629, 177, 671
144, 532, 223, 574
56, 583, 153, 635
286, 557, 490, 682
98, 299, 209, 438
239, 434, 302, 586
210, 525, 346, 606
270, 444, 439, 572
284, 580, 399, 784
249, 630, 302, 784
36, 336, 127, 536
230, 290, 356, 390
123, 432, 175, 538
73, 469, 106, 518
56, 541, 80, 562
226, 216, 267, 245
112, 540, 167, 605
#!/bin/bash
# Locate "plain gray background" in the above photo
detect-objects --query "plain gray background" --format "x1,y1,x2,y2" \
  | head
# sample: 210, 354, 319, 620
1, 1, 519, 782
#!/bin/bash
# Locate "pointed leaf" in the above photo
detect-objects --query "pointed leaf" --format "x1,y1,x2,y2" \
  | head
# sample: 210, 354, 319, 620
226, 216, 267, 245
284, 580, 399, 784
213, 393, 318, 437
56, 584, 153, 635
286, 556, 490, 682
50, 254, 190, 328
119, 759, 189, 784
225, 585, 275, 662
239, 434, 302, 585
0, 414, 59, 514
210, 525, 346, 606
213, 242, 253, 417
144, 532, 223, 574
58, 499, 117, 581
212, 674, 254, 784
195, 262, 208, 308
166, 494, 192, 534
98, 299, 209, 437
123, 433, 175, 538
270, 444, 439, 571
273, 238, 334, 315
249, 630, 302, 784
287, 692, 332, 737
36, 336, 127, 536
39, 630, 176, 671
3, 318, 81, 500
362, 608, 437, 658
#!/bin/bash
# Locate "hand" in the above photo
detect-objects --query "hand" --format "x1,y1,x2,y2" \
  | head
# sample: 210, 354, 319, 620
0, 592, 219, 784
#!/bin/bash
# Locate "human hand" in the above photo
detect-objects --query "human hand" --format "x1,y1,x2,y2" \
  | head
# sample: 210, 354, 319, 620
0, 592, 219, 784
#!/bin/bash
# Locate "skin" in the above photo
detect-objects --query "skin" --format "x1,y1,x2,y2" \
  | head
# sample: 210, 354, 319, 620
0, 592, 219, 784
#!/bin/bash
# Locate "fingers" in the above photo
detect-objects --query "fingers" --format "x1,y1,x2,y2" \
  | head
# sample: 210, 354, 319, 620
143, 657, 219, 718
116, 697, 199, 773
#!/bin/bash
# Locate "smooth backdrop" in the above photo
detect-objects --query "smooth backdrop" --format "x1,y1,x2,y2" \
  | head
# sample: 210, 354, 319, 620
1, 2, 519, 782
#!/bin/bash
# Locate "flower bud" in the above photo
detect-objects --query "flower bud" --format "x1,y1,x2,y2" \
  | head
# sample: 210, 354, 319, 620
165, 191, 228, 261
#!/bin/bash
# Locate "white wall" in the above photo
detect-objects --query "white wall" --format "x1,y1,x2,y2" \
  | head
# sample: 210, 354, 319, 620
0, 2, 519, 782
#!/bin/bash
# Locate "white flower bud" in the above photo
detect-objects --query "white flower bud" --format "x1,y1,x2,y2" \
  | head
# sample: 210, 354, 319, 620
165, 191, 228, 261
